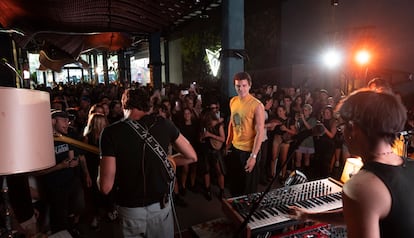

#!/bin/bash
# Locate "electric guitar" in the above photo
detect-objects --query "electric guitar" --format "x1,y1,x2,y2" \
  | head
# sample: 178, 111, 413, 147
53, 133, 177, 171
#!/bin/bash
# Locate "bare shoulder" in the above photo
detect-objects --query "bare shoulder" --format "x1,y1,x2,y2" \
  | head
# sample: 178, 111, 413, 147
254, 100, 265, 112
254, 101, 265, 123
344, 170, 386, 198
343, 169, 391, 217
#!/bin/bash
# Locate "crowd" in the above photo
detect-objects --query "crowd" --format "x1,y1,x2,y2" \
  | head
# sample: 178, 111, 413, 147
3, 74, 414, 237
289, 79, 414, 237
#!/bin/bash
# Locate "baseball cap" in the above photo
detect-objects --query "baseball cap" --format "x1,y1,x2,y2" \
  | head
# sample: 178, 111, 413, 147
51, 110, 69, 119
320, 89, 329, 95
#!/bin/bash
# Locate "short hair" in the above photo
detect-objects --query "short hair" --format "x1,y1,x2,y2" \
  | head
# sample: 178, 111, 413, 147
303, 103, 313, 113
233, 72, 252, 86
367, 77, 391, 92
260, 94, 272, 105
121, 88, 151, 112
283, 95, 293, 102
336, 89, 406, 147
277, 105, 287, 112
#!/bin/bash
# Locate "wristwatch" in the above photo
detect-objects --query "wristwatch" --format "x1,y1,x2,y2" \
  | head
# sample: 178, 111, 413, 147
250, 153, 257, 159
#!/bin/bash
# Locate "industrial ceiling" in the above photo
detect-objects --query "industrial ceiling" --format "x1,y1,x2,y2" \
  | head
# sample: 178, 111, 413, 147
0, 0, 221, 70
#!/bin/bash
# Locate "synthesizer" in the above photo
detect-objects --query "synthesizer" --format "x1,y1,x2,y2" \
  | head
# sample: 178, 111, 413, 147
222, 178, 343, 238
273, 223, 347, 238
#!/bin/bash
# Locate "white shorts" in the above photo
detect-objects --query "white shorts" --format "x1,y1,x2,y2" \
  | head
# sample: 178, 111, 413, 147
296, 146, 315, 154
117, 200, 173, 238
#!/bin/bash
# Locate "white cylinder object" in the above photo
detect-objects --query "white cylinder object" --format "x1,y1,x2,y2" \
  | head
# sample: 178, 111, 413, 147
0, 87, 55, 175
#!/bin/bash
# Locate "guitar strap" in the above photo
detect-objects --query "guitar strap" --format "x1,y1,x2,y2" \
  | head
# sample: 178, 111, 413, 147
124, 119, 175, 182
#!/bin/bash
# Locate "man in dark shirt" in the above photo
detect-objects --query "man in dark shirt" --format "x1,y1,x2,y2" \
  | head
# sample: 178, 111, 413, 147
38, 110, 86, 234
99, 88, 197, 237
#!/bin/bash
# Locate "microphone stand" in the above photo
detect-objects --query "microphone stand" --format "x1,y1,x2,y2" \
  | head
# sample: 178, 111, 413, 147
234, 128, 317, 237
0, 58, 23, 88
1, 177, 13, 238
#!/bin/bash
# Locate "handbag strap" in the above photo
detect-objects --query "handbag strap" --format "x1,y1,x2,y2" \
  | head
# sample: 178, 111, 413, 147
124, 119, 175, 181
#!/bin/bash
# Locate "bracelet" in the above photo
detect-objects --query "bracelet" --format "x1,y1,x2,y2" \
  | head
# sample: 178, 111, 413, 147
250, 153, 257, 159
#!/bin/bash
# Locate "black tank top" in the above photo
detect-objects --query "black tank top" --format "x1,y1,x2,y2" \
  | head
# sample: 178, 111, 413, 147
362, 158, 414, 237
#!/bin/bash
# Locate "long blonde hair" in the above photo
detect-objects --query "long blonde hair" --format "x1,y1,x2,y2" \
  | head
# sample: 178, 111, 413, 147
84, 113, 108, 144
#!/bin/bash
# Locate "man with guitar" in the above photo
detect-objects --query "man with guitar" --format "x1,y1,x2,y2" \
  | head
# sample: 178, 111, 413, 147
98, 88, 197, 238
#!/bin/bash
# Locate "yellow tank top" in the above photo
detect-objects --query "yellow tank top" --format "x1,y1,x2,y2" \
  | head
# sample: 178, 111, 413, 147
230, 94, 262, 152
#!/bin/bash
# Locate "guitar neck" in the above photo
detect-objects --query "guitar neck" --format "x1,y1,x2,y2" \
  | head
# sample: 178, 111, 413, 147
54, 135, 99, 154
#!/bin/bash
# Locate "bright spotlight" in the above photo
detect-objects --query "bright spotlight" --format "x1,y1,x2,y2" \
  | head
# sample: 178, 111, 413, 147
323, 49, 341, 68
355, 50, 370, 65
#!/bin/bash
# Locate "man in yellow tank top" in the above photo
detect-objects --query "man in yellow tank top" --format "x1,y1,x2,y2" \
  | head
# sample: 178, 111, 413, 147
226, 72, 265, 196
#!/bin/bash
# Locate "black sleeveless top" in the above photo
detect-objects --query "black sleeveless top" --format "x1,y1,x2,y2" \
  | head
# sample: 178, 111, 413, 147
362, 158, 414, 237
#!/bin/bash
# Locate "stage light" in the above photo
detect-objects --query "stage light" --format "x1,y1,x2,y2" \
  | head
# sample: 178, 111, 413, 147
340, 157, 363, 183
355, 50, 371, 65
322, 49, 342, 69
205, 48, 221, 77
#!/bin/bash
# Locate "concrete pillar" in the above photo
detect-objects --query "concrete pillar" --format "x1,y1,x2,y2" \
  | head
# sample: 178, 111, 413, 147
102, 52, 109, 85
88, 54, 93, 84
164, 40, 170, 84
93, 53, 98, 85
221, 0, 245, 98
124, 52, 131, 86
149, 32, 162, 90
117, 50, 126, 84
